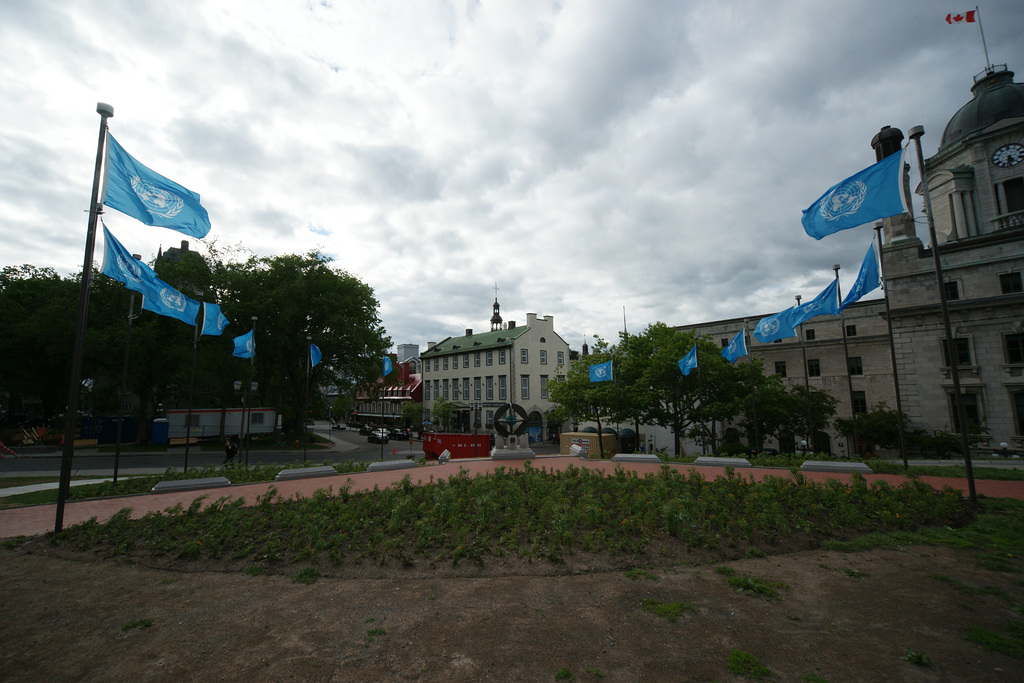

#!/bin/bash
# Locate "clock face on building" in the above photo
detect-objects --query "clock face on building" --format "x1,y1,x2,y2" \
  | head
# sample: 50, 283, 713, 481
991, 142, 1024, 168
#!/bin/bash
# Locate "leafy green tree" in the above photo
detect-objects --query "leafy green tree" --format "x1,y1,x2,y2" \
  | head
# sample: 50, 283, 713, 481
835, 402, 905, 453
401, 402, 423, 430
547, 344, 617, 457
432, 396, 456, 431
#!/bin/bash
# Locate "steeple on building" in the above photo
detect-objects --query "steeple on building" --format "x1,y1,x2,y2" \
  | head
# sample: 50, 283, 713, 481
490, 282, 503, 331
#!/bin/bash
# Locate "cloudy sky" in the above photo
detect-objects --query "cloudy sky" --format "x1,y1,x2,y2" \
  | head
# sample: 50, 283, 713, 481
2, 1, 1022, 354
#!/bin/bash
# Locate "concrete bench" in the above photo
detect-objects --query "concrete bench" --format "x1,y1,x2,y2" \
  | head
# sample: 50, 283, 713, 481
151, 477, 231, 493
367, 460, 420, 472
693, 456, 753, 468
274, 466, 339, 482
800, 460, 873, 474
612, 453, 663, 464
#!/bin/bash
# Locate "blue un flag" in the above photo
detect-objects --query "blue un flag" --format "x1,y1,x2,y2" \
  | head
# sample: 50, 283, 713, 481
589, 360, 613, 382
754, 308, 797, 344
678, 345, 698, 376
791, 279, 840, 327
839, 242, 881, 311
382, 355, 392, 376
721, 331, 747, 364
104, 134, 212, 239
200, 302, 230, 336
801, 151, 905, 240
100, 224, 161, 294
233, 330, 255, 359
310, 344, 322, 368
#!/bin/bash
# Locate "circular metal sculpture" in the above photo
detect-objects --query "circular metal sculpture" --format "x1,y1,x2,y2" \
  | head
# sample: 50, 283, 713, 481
493, 403, 529, 437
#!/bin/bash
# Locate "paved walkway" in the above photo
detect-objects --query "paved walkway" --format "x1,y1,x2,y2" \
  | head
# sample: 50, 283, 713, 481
2, 456, 1022, 539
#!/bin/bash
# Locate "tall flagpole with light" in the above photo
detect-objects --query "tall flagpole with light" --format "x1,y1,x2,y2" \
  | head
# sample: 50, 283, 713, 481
244, 316, 257, 466
833, 264, 860, 455
908, 125, 976, 502
874, 223, 909, 468
55, 103, 114, 534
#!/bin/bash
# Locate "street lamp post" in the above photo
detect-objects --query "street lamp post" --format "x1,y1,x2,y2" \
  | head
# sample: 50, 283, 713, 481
469, 401, 482, 458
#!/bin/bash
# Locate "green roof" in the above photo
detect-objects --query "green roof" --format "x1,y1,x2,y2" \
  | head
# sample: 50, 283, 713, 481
422, 326, 529, 356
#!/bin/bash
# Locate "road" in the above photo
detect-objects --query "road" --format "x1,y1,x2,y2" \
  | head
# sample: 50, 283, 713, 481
0, 426, 425, 478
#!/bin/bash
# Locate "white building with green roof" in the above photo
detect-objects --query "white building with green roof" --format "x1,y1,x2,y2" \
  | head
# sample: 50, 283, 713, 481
421, 306, 570, 444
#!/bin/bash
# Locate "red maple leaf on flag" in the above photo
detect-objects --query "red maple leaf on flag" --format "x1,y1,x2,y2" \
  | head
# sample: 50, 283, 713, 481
946, 10, 977, 24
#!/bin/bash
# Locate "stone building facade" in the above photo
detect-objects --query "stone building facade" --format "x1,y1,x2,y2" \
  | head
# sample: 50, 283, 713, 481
672, 64, 1024, 456
421, 305, 570, 444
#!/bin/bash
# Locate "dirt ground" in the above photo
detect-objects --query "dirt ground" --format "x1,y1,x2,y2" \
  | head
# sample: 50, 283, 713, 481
2, 540, 1023, 682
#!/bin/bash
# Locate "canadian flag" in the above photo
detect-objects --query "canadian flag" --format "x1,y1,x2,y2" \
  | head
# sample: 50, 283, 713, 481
946, 10, 977, 24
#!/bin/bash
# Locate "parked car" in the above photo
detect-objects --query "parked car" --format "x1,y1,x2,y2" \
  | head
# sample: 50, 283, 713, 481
367, 429, 389, 444
389, 427, 409, 440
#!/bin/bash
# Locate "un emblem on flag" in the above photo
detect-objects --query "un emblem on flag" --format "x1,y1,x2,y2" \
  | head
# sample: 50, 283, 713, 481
820, 180, 867, 222
160, 288, 187, 312
116, 255, 144, 284
759, 318, 780, 336
130, 175, 185, 218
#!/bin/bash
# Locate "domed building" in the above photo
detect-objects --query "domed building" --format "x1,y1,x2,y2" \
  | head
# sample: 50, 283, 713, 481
671, 64, 1024, 458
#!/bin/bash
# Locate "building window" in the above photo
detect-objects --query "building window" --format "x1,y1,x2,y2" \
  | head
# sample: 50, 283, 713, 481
1005, 333, 1024, 364
463, 353, 469, 367
463, 378, 470, 399
424, 382, 431, 400
557, 351, 565, 365
474, 377, 481, 401
433, 380, 439, 399
433, 358, 439, 371
1014, 392, 1024, 435
540, 375, 549, 399
474, 352, 481, 367
521, 348, 529, 364
250, 412, 265, 425
498, 375, 507, 400
486, 376, 494, 400
805, 329, 815, 341
485, 410, 494, 427
721, 338, 729, 348
443, 357, 448, 370
1000, 272, 1023, 294
486, 351, 493, 366
845, 324, 857, 337
424, 409, 431, 423
498, 349, 506, 365
941, 337, 972, 367
807, 359, 821, 377
997, 177, 1024, 214
540, 350, 548, 364
520, 375, 530, 400
452, 379, 459, 400
849, 357, 863, 375
944, 281, 960, 301
950, 392, 981, 434
775, 361, 787, 377
442, 379, 449, 399
852, 391, 867, 414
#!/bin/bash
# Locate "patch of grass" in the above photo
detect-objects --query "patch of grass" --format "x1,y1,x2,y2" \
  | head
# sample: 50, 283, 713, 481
366, 627, 386, 643
245, 565, 269, 576
966, 624, 1024, 661
726, 649, 774, 680
903, 649, 932, 666
843, 568, 868, 578
554, 666, 575, 680
641, 599, 696, 622
800, 674, 829, 683
714, 565, 736, 576
584, 667, 605, 678
291, 566, 320, 584
744, 547, 766, 558
121, 618, 153, 631
625, 567, 658, 581
726, 573, 787, 599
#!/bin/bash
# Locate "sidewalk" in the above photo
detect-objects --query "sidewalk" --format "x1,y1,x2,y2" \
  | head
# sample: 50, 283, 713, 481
3, 456, 1023, 539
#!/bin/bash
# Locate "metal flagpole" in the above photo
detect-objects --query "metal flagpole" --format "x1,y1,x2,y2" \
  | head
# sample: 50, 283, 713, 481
183, 303, 203, 472
908, 125, 976, 503
303, 335, 311, 462
112, 273, 140, 485
244, 315, 256, 466
874, 224, 909, 469
833, 264, 860, 456
796, 295, 814, 451
744, 318, 760, 453
975, 5, 992, 71
695, 345, 706, 455
55, 102, 114, 534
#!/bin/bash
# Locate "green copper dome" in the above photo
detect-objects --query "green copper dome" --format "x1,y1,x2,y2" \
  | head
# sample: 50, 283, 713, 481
941, 66, 1024, 148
